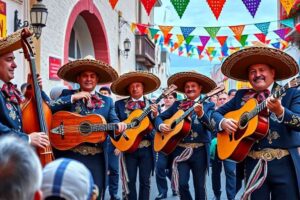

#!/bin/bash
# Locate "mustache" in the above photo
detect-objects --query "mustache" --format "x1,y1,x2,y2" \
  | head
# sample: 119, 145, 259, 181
186, 90, 195, 94
253, 76, 265, 82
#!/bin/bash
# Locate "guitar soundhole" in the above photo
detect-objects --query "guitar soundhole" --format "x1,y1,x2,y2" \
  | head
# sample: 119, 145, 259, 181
170, 121, 176, 129
79, 122, 92, 135
239, 113, 249, 129
131, 119, 140, 127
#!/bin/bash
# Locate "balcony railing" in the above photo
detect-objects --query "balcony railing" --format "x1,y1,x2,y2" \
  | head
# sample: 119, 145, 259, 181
135, 35, 155, 68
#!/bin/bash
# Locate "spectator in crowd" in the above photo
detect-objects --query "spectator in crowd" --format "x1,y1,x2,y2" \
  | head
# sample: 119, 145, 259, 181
99, 86, 112, 97
228, 89, 237, 100
0, 135, 43, 200
42, 158, 98, 200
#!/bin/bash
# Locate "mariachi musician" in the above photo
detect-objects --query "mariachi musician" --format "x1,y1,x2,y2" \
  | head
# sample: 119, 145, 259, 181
211, 47, 300, 199
110, 71, 160, 200
155, 71, 216, 200
0, 29, 49, 149
49, 56, 127, 199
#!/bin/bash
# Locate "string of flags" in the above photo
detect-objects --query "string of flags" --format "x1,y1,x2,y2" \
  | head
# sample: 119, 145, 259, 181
129, 18, 294, 62
109, 0, 299, 19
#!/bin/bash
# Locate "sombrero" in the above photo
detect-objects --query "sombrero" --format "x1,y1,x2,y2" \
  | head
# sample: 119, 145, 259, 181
167, 71, 216, 93
221, 47, 299, 82
111, 71, 160, 96
0, 28, 32, 55
57, 56, 118, 84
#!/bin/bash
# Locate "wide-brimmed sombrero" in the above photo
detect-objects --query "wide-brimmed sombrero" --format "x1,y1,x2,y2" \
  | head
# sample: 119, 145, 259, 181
0, 28, 32, 55
221, 47, 299, 81
57, 56, 118, 84
111, 71, 160, 96
167, 71, 216, 93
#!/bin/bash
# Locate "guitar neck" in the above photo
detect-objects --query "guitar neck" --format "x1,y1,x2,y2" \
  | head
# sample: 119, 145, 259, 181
249, 85, 287, 119
175, 95, 208, 125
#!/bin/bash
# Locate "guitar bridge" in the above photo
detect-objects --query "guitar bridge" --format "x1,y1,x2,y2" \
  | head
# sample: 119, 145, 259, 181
51, 122, 65, 139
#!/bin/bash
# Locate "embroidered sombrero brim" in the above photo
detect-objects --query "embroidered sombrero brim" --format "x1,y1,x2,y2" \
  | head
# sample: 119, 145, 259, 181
221, 47, 299, 82
111, 71, 160, 96
0, 28, 32, 55
57, 59, 119, 84
167, 72, 216, 94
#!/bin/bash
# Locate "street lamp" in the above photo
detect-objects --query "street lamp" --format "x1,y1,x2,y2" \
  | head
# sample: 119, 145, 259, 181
119, 38, 131, 58
14, 0, 48, 39
30, 0, 48, 39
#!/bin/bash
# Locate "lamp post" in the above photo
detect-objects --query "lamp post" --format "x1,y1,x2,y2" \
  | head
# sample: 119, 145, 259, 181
30, 0, 48, 39
119, 38, 131, 58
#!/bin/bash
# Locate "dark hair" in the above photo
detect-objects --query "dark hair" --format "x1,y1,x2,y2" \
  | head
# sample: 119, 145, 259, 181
99, 86, 111, 94
170, 92, 177, 99
228, 89, 237, 96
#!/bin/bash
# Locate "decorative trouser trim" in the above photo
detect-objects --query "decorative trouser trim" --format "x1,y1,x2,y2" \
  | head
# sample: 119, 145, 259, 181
120, 153, 129, 199
241, 159, 268, 200
171, 147, 193, 193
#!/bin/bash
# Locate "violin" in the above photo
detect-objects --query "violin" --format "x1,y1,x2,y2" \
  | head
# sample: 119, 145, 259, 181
20, 28, 54, 167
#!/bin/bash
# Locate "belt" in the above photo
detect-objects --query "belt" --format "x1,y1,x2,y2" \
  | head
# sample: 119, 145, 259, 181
138, 140, 151, 148
248, 148, 289, 161
71, 145, 103, 155
178, 142, 204, 149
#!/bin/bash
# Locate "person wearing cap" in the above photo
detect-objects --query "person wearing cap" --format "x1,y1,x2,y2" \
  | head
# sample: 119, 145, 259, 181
0, 29, 49, 149
49, 56, 127, 199
42, 158, 98, 200
211, 47, 300, 199
110, 71, 160, 200
155, 71, 216, 200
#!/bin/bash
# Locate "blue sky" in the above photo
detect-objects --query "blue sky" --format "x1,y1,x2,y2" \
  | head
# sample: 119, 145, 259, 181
154, 0, 279, 77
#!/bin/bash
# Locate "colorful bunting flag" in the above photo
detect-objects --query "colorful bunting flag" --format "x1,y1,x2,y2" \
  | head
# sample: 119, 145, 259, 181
149, 28, 160, 39
281, 40, 289, 50
131, 23, 137, 33
140, 0, 157, 15
229, 25, 245, 36
136, 24, 149, 35
216, 36, 228, 46
199, 36, 210, 47
271, 42, 280, 49
242, 0, 262, 18
204, 27, 221, 38
170, 0, 190, 18
164, 33, 173, 45
176, 34, 185, 46
180, 26, 196, 39
255, 22, 270, 35
185, 44, 193, 53
159, 25, 174, 38
221, 42, 229, 56
206, 0, 227, 20
235, 35, 248, 47
280, 0, 296, 15
197, 46, 205, 56
280, 18, 295, 28
273, 28, 289, 40
185, 35, 194, 45
254, 33, 267, 43
109, 0, 119, 9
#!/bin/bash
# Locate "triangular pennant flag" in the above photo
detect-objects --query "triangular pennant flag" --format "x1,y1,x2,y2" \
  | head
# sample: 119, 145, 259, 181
206, 0, 227, 20
218, 56, 225, 62
185, 35, 194, 45
149, 28, 160, 39
176, 34, 185, 46
154, 34, 160, 44
136, 24, 149, 35
197, 46, 205, 56
206, 47, 215, 56
211, 50, 217, 57
170, 0, 190, 18
199, 36, 210, 47
221, 42, 228, 56
164, 33, 173, 45
159, 25, 174, 38
255, 22, 270, 35
229, 25, 245, 36
180, 27, 196, 39
178, 46, 184, 56
216, 36, 228, 46
172, 42, 179, 51
204, 27, 221, 38
281, 40, 289, 50
131, 23, 137, 33
185, 44, 193, 53
274, 28, 289, 40
280, 18, 295, 28
109, 0, 119, 9
254, 33, 266, 43
271, 42, 280, 49
280, 0, 296, 16
140, 0, 157, 15
235, 34, 248, 47
242, 0, 262, 18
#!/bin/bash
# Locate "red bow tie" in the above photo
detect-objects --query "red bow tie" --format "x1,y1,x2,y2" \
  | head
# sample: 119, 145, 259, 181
86, 94, 104, 110
1, 82, 25, 104
179, 100, 194, 111
126, 100, 146, 110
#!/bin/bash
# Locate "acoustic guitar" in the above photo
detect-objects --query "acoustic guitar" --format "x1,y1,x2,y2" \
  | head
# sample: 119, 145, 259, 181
111, 84, 177, 153
217, 76, 300, 162
50, 111, 126, 150
154, 84, 225, 154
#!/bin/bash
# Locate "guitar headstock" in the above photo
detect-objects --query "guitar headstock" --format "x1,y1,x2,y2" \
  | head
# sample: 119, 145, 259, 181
288, 76, 300, 89
162, 84, 177, 97
206, 83, 225, 98
20, 28, 35, 61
